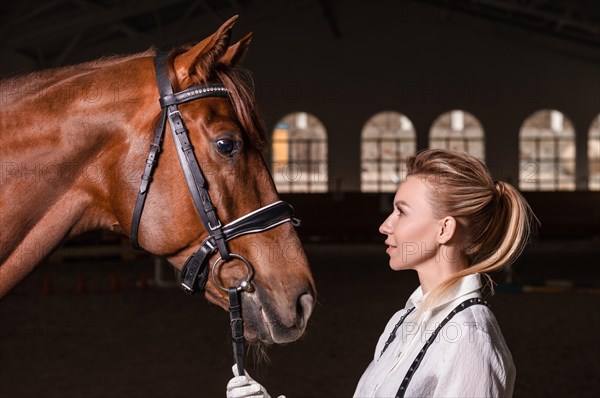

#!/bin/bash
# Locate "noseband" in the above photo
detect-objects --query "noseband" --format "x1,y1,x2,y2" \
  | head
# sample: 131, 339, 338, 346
130, 50, 300, 375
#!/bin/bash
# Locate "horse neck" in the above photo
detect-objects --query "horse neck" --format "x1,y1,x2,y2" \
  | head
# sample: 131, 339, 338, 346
0, 55, 157, 242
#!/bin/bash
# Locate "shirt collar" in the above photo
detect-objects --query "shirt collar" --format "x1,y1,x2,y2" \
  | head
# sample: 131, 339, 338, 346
405, 273, 483, 312
406, 285, 424, 310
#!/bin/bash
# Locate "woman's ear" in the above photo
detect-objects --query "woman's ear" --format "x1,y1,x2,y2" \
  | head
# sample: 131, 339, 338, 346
437, 216, 457, 245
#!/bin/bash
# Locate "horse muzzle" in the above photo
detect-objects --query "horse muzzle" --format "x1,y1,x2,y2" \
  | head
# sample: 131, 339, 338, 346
242, 281, 315, 345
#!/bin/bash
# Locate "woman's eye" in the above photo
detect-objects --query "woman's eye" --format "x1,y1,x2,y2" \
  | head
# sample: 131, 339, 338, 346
215, 138, 236, 155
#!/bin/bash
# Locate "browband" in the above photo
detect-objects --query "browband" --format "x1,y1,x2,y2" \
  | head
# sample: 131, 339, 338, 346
159, 84, 229, 108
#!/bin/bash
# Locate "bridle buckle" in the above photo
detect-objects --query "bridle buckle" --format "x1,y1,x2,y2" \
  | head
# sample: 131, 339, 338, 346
167, 108, 181, 117
208, 220, 222, 231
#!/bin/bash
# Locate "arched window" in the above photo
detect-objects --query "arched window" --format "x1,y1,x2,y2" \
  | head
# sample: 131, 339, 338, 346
519, 110, 576, 191
271, 112, 328, 193
589, 114, 600, 191
429, 110, 485, 161
361, 111, 416, 192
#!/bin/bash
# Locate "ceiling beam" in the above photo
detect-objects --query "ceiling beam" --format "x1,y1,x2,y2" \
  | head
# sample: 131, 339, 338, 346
318, 0, 342, 38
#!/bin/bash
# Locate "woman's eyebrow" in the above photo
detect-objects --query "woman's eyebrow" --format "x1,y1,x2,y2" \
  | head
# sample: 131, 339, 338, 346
394, 200, 411, 209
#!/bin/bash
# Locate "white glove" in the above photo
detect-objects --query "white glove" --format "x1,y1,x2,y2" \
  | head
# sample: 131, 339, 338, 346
226, 365, 286, 398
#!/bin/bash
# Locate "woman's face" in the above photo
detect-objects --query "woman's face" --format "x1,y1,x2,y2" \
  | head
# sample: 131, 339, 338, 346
379, 175, 442, 271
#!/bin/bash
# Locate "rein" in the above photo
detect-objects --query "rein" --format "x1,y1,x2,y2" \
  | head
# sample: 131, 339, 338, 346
131, 50, 300, 375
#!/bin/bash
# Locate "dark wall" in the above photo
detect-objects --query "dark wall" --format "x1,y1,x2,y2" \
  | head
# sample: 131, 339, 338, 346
282, 192, 600, 242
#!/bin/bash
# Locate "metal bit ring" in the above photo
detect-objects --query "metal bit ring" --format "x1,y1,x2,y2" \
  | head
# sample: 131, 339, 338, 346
211, 253, 255, 293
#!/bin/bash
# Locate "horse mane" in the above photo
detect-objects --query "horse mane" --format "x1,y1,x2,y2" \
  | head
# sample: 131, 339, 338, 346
0, 51, 154, 93
167, 46, 267, 152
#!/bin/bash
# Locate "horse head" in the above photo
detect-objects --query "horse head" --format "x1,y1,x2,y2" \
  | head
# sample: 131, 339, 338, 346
122, 16, 316, 345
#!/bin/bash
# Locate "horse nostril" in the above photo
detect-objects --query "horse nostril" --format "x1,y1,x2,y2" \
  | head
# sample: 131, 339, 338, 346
297, 293, 315, 324
296, 296, 304, 318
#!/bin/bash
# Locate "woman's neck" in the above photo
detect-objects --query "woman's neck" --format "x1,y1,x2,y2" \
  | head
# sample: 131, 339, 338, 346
416, 244, 468, 294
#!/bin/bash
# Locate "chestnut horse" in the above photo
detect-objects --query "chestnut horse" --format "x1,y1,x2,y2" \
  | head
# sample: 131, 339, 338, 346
0, 16, 316, 345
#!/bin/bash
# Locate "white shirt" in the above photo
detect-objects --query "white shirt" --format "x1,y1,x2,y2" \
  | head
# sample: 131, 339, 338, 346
354, 274, 515, 398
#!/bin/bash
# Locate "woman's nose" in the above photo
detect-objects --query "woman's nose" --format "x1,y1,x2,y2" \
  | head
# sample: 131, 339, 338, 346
379, 214, 393, 235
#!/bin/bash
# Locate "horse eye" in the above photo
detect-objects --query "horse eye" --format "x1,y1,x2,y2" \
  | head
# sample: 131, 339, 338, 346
215, 138, 235, 155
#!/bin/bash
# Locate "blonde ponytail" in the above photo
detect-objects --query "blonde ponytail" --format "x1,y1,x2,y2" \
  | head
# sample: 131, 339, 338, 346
406, 150, 538, 316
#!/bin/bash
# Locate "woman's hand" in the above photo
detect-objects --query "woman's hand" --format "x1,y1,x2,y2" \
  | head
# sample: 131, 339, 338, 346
226, 365, 286, 398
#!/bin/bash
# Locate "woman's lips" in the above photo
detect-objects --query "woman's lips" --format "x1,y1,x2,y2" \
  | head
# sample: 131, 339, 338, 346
386, 244, 397, 254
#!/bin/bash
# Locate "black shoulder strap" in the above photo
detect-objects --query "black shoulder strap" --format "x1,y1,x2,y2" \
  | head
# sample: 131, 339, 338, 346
396, 297, 489, 398
379, 306, 416, 358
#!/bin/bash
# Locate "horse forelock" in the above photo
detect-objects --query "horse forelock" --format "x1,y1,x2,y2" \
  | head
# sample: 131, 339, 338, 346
214, 66, 267, 152
166, 46, 267, 152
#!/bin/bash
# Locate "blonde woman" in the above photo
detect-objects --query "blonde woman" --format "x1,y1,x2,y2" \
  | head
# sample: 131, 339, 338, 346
227, 149, 536, 398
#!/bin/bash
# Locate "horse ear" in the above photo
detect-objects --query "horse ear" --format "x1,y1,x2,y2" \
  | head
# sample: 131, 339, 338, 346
173, 15, 239, 86
220, 32, 253, 67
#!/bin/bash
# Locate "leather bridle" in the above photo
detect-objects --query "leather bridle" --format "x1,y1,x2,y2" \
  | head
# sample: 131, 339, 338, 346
130, 50, 300, 375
